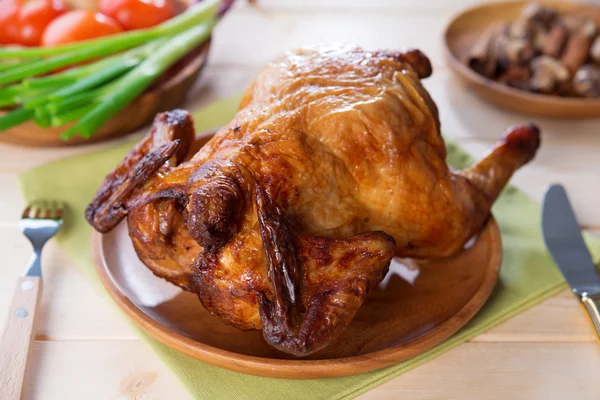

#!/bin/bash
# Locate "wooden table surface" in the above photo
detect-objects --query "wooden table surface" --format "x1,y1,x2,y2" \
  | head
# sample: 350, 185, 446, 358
1, 1, 600, 398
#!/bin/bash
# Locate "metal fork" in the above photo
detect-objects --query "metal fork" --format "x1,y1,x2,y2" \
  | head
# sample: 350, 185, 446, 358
0, 200, 63, 400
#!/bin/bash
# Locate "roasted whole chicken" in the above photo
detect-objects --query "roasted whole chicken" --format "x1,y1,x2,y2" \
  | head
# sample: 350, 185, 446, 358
87, 45, 540, 356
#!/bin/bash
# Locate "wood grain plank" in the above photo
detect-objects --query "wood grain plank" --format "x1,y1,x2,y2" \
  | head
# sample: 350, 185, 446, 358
20, 341, 600, 400
472, 290, 599, 343
76, 0, 480, 13
356, 342, 600, 400
0, 175, 25, 226
211, 10, 450, 67
0, 138, 132, 174
23, 341, 190, 400
249, 0, 481, 12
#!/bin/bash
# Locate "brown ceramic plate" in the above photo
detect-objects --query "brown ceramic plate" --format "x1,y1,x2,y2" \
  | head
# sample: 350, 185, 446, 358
0, 40, 210, 147
444, 0, 600, 118
92, 177, 502, 380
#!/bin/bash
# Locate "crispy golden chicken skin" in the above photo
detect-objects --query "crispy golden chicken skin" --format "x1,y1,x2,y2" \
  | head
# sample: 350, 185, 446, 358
86, 45, 540, 356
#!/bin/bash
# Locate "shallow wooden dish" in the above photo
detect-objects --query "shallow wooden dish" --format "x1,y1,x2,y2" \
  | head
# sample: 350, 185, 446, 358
92, 204, 502, 379
444, 0, 600, 118
0, 41, 210, 147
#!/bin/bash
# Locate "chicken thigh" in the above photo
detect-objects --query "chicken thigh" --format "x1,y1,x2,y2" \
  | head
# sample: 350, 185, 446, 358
86, 45, 540, 356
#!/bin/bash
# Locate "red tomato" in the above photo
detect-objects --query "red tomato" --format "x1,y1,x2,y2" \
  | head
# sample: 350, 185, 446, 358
99, 0, 175, 31
41, 10, 123, 46
17, 0, 67, 46
0, 0, 21, 45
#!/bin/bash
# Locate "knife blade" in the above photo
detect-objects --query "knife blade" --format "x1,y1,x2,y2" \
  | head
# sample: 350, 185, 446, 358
542, 183, 600, 339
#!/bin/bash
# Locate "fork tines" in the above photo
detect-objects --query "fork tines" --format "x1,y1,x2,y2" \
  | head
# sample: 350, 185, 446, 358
22, 200, 64, 220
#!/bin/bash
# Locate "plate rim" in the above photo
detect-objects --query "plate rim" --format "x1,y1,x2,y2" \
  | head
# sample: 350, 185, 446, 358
92, 216, 502, 379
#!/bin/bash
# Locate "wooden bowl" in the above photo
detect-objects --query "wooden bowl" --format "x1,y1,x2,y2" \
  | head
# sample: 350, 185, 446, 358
0, 40, 210, 147
92, 205, 502, 379
444, 0, 600, 119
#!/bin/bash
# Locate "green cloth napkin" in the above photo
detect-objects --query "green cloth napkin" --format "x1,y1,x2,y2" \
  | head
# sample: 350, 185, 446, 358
19, 95, 600, 400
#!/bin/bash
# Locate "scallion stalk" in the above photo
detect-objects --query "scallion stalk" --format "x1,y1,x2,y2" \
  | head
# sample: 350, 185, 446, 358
13, 86, 65, 107
49, 63, 133, 101
0, 39, 152, 86
0, 85, 27, 107
22, 73, 79, 90
0, 84, 66, 108
33, 110, 51, 127
21, 39, 164, 90
0, 108, 34, 131
51, 104, 96, 127
64, 20, 215, 139
0, 62, 21, 72
46, 88, 107, 114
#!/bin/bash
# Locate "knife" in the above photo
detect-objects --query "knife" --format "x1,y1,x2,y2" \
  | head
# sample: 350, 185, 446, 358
542, 184, 600, 339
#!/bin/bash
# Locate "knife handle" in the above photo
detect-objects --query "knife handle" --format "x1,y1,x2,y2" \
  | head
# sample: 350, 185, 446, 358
581, 293, 600, 340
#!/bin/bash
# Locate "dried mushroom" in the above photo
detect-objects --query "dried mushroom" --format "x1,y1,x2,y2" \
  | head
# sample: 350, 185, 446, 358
496, 34, 536, 68
561, 19, 596, 73
466, 2, 600, 98
591, 37, 600, 63
542, 25, 568, 58
498, 65, 531, 89
530, 56, 569, 93
573, 64, 600, 97
467, 23, 507, 78
521, 3, 558, 29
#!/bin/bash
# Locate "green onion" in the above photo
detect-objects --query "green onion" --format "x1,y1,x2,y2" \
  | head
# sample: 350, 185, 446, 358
33, 110, 51, 128
0, 84, 64, 108
50, 63, 133, 101
25, 44, 161, 112
0, 40, 149, 86
21, 40, 163, 90
0, 108, 34, 131
46, 88, 107, 114
22, 73, 79, 90
0, 85, 27, 107
0, 62, 22, 72
0, 0, 219, 59
64, 19, 215, 139
45, 40, 166, 102
14, 86, 65, 107
60, 125, 78, 140
0, 64, 17, 72
51, 104, 96, 127
34, 106, 50, 118
0, 57, 41, 71
0, 85, 24, 98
